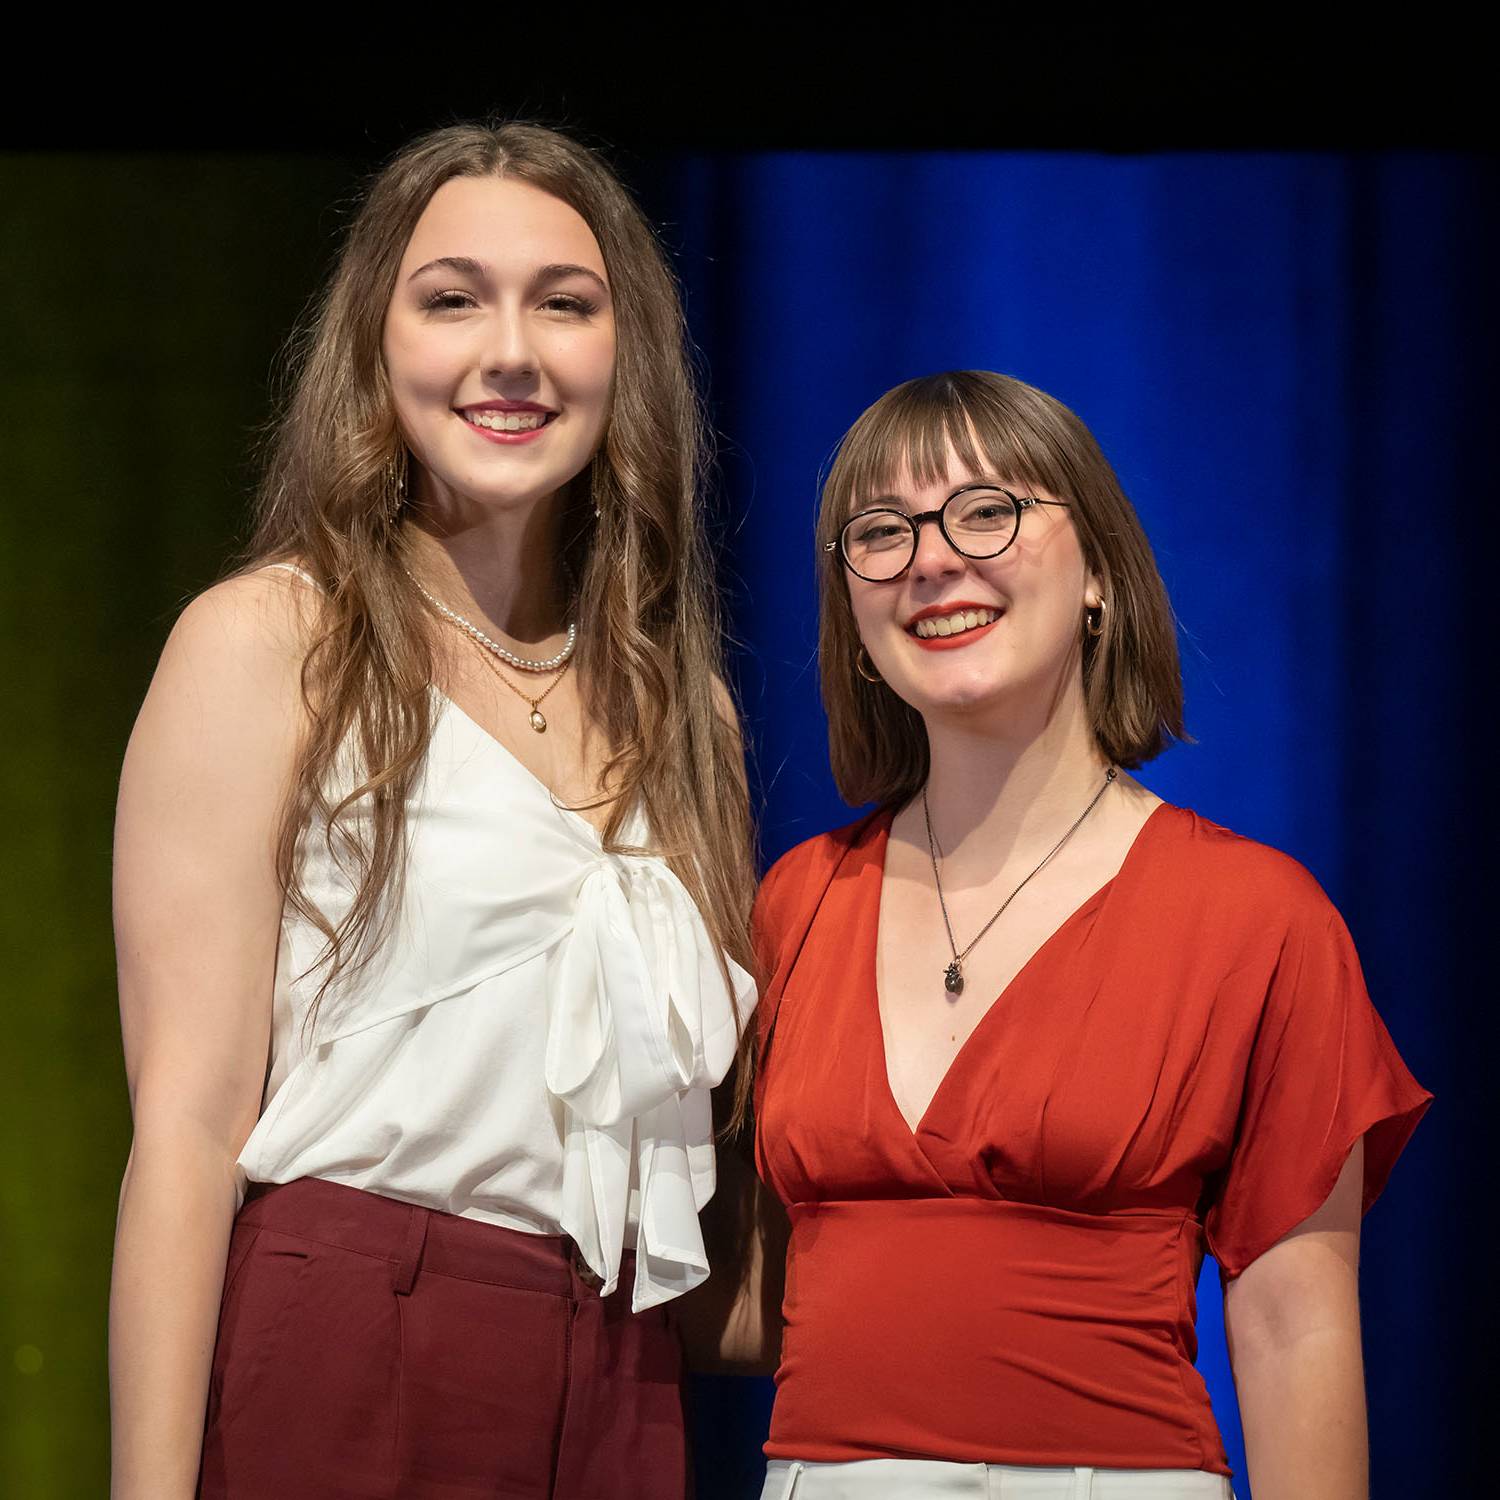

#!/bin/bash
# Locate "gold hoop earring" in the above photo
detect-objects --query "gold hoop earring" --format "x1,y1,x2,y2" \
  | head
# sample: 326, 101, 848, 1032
856, 647, 883, 684
1085, 599, 1107, 638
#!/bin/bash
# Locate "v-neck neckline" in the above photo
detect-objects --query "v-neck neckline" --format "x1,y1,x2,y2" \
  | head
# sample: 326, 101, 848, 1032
868, 799, 1173, 1140
436, 689, 617, 842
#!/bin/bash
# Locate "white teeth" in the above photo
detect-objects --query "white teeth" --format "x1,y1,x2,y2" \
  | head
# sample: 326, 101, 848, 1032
464, 410, 547, 432
912, 607, 1000, 639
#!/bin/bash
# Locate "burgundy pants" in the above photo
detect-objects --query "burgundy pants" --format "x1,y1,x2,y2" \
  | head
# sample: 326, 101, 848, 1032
197, 1178, 688, 1499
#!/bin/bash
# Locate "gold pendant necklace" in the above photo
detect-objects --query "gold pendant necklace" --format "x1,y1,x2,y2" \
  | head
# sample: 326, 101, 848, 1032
461, 630, 572, 732
923, 768, 1118, 999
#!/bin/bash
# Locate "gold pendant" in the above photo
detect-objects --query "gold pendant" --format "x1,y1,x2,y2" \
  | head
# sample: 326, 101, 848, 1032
529, 709, 547, 733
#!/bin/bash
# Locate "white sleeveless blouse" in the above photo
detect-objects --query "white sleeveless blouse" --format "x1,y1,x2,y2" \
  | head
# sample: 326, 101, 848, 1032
236, 575, 755, 1312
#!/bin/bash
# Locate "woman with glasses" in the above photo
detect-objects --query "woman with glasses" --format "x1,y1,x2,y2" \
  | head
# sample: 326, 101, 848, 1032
744, 371, 1431, 1498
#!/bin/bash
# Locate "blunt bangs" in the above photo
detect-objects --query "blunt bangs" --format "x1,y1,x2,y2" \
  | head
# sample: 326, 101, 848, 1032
825, 373, 1075, 534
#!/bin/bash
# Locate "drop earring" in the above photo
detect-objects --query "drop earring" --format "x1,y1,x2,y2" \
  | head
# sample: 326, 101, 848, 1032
385, 448, 408, 519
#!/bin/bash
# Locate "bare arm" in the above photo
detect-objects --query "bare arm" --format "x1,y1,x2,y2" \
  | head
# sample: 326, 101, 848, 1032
109, 571, 312, 1499
1223, 1136, 1368, 1500
671, 1124, 790, 1376
672, 678, 789, 1372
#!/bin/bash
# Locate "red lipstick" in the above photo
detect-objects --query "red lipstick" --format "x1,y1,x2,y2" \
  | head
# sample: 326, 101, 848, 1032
905, 601, 1004, 652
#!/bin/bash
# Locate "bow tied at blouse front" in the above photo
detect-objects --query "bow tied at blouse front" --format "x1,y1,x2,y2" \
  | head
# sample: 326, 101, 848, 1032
544, 847, 756, 1311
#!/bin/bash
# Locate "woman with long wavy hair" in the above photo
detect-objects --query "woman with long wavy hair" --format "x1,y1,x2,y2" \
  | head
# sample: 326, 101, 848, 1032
739, 372, 1431, 1499
108, 122, 756, 1500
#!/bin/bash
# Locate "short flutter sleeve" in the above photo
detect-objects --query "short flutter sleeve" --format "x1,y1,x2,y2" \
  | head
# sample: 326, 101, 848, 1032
1203, 897, 1432, 1282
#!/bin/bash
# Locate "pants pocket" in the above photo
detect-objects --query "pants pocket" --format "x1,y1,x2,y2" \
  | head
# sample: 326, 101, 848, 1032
199, 1233, 401, 1498
209, 1228, 313, 1436
760, 1460, 803, 1499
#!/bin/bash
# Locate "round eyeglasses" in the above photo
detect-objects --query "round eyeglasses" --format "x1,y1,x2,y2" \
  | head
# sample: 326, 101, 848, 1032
826, 484, 1071, 583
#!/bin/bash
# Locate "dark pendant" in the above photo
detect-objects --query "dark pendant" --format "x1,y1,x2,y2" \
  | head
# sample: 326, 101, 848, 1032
943, 961, 964, 996
529, 709, 547, 733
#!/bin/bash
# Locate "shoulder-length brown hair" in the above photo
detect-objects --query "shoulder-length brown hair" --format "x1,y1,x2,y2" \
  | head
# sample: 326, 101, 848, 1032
817, 371, 1185, 807
240, 121, 755, 1110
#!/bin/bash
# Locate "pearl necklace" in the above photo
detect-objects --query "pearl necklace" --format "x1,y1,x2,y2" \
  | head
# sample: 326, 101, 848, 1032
405, 569, 577, 673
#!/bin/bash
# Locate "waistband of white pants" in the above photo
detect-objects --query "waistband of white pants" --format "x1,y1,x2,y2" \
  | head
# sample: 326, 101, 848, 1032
762, 1459, 1235, 1500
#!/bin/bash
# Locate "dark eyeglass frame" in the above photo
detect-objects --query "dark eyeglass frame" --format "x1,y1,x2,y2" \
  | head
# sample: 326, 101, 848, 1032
825, 483, 1072, 583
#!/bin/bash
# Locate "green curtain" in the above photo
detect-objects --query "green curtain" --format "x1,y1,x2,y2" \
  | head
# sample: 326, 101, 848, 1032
0, 152, 354, 1496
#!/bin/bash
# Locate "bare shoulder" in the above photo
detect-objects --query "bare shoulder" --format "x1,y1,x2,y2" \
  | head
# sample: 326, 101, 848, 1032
150, 567, 321, 713
123, 565, 323, 798
172, 563, 321, 657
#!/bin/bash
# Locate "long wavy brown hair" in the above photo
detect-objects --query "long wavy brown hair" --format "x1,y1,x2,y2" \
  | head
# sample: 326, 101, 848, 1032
818, 371, 1186, 807
239, 122, 756, 1122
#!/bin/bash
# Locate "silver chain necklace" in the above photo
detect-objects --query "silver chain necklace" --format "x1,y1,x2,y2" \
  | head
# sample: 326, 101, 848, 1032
922, 767, 1118, 998
405, 568, 577, 673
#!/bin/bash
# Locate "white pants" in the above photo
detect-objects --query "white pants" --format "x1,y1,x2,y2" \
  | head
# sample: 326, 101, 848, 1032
761, 1459, 1236, 1499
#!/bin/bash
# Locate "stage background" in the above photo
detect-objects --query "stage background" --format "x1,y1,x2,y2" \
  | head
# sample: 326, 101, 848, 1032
0, 143, 1488, 1497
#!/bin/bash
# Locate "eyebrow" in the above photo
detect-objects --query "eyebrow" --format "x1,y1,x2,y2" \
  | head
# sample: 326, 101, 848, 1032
407, 255, 486, 282
537, 262, 610, 294
406, 256, 610, 295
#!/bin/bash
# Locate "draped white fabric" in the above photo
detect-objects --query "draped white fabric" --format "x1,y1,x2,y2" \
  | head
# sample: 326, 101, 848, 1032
237, 693, 755, 1312
546, 851, 750, 1308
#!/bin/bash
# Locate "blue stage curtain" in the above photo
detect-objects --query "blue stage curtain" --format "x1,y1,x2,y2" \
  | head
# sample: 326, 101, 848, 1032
644, 153, 1492, 1499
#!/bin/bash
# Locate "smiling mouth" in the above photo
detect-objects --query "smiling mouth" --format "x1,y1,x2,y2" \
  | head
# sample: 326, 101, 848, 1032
458, 409, 557, 433
909, 606, 1002, 640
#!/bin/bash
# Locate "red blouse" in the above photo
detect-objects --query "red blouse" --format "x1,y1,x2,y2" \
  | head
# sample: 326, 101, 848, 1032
752, 802, 1432, 1474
